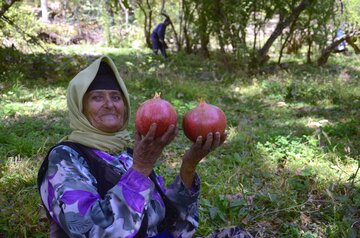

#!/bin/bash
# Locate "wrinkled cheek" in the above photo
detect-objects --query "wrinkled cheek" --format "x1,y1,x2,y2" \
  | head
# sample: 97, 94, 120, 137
87, 118, 98, 128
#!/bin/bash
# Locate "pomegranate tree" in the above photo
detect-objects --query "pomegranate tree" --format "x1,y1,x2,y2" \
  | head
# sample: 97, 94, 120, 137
135, 93, 177, 138
183, 100, 227, 142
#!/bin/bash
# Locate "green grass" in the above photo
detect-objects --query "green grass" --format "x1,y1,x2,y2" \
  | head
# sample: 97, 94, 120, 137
0, 47, 359, 237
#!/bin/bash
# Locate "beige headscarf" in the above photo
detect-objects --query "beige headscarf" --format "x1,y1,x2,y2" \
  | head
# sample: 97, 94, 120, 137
62, 55, 131, 153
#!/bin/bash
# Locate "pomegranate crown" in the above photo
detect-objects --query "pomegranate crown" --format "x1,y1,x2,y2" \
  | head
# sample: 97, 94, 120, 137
154, 92, 161, 99
198, 98, 207, 105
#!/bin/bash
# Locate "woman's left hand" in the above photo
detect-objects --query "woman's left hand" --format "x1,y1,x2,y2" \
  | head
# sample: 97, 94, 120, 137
183, 132, 226, 166
180, 132, 227, 188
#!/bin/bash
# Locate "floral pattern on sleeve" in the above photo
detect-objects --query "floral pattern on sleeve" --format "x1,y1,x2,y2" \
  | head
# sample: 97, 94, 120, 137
39, 145, 200, 238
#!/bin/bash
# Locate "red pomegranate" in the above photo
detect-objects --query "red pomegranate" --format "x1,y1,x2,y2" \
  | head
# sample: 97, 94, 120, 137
135, 93, 177, 138
183, 100, 227, 142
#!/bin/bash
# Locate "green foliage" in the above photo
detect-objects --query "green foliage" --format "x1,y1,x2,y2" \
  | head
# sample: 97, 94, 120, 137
0, 1, 359, 236
0, 47, 359, 237
0, 2, 41, 51
0, 48, 87, 89
3, 0, 360, 69
0, 157, 47, 237
101, 1, 112, 46
344, 0, 360, 26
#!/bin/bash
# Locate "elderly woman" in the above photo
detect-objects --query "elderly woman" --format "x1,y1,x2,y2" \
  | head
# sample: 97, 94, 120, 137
37, 55, 252, 238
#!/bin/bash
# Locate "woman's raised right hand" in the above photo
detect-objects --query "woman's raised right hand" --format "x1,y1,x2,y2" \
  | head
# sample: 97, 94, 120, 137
132, 123, 178, 176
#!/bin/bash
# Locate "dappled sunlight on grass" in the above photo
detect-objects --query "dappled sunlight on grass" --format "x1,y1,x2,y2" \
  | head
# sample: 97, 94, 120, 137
220, 121, 353, 193
1, 156, 40, 184
237, 82, 263, 98
0, 84, 67, 118
52, 44, 148, 57
257, 135, 347, 183
1, 99, 66, 117
0, 48, 359, 236
225, 126, 240, 142
188, 60, 360, 235
0, 156, 47, 237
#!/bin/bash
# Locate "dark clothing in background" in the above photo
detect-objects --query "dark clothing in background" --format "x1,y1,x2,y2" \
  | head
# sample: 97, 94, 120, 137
151, 23, 168, 58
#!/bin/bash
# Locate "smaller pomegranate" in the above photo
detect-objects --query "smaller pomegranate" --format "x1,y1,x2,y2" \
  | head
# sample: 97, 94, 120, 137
183, 100, 227, 142
135, 93, 177, 138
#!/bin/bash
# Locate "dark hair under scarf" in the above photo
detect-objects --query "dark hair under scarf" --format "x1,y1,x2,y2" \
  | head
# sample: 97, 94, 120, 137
64, 56, 131, 153
86, 61, 122, 92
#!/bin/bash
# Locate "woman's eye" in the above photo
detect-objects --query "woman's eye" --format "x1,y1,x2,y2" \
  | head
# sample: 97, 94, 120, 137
92, 96, 103, 101
112, 95, 121, 101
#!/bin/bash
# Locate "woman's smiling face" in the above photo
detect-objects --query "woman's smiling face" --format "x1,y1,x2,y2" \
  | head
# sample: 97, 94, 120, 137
83, 90, 126, 133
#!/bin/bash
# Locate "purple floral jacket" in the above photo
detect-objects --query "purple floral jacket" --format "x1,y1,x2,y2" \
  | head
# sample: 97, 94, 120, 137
39, 144, 200, 238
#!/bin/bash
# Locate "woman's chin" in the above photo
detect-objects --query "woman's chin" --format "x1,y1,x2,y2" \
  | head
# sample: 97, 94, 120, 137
99, 123, 123, 133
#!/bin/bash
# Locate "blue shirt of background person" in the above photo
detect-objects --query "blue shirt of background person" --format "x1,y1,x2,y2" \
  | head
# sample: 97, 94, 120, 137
335, 28, 346, 52
151, 18, 171, 58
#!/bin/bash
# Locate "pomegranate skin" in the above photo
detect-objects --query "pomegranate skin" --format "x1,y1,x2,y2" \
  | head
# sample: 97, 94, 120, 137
135, 95, 177, 138
183, 102, 227, 142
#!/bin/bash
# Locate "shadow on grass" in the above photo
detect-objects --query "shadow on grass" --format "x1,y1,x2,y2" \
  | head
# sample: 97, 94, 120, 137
1, 47, 359, 237
0, 112, 70, 160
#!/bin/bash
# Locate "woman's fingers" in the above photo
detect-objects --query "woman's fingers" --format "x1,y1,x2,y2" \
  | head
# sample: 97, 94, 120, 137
203, 132, 214, 150
211, 132, 221, 149
160, 124, 177, 144
199, 131, 225, 152
143, 123, 157, 142
193, 136, 203, 149
220, 132, 227, 145
183, 132, 226, 170
134, 130, 142, 144
143, 123, 178, 145
135, 124, 178, 160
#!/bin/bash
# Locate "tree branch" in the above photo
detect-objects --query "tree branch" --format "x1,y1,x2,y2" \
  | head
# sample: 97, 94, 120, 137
0, 0, 20, 18
256, 0, 315, 66
161, 11, 181, 51
317, 30, 360, 66
1, 15, 47, 51
118, 0, 129, 29
160, 0, 165, 14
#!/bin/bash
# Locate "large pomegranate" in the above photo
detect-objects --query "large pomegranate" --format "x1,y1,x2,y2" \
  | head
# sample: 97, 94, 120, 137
135, 93, 177, 138
183, 100, 227, 142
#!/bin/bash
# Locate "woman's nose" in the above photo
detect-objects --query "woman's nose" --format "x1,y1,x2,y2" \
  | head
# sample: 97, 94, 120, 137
104, 96, 115, 108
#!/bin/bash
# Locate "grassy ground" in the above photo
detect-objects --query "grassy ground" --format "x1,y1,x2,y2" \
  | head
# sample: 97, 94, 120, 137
0, 47, 359, 237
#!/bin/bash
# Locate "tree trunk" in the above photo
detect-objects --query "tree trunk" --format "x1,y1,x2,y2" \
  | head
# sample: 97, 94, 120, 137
41, 0, 49, 22
197, 3, 209, 58
306, 33, 313, 63
182, 0, 195, 54
160, 0, 165, 13
161, 12, 181, 51
62, 0, 68, 20
214, 0, 225, 53
345, 36, 360, 54
252, 4, 258, 53
136, 1, 152, 48
306, 41, 312, 63
118, 0, 129, 30
278, 17, 298, 64
102, 0, 112, 46
255, 0, 314, 66
179, 0, 184, 49
183, 25, 192, 53
305, 13, 312, 63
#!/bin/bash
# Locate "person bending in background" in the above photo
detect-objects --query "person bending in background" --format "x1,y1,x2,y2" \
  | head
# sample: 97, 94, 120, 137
151, 18, 171, 59
37, 55, 253, 238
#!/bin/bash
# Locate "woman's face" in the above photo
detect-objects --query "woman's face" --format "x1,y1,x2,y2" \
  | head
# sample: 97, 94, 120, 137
83, 90, 126, 133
